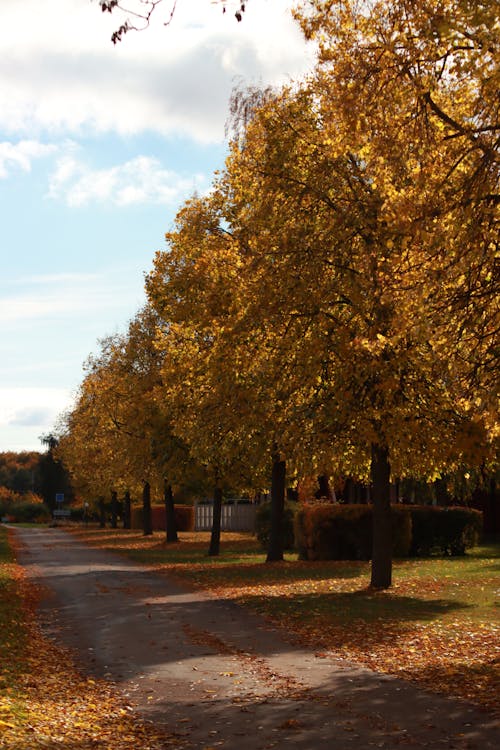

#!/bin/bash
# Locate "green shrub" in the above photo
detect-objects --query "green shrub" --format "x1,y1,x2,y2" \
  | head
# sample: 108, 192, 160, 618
5, 501, 51, 523
294, 504, 412, 561
409, 505, 483, 556
255, 501, 296, 551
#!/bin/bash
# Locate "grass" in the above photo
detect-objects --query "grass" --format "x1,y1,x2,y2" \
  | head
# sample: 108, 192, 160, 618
69, 526, 500, 711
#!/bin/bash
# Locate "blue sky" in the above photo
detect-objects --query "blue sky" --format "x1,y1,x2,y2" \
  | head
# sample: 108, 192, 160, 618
1, 0, 313, 452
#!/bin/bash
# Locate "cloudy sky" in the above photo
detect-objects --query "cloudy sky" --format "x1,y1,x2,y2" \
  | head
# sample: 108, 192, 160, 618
0, 0, 313, 453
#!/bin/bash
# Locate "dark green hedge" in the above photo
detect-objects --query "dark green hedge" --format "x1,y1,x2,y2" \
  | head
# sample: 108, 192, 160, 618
0, 501, 51, 523
255, 501, 296, 551
409, 505, 483, 556
294, 504, 411, 561
294, 504, 482, 560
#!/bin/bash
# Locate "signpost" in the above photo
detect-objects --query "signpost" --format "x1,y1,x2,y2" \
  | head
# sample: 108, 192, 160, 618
53, 509, 71, 518
53, 493, 70, 520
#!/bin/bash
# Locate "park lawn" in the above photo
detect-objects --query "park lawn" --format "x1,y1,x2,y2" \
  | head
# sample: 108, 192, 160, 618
70, 526, 500, 712
0, 526, 178, 750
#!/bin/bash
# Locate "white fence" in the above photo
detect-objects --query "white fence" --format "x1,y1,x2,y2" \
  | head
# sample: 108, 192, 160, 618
194, 501, 257, 532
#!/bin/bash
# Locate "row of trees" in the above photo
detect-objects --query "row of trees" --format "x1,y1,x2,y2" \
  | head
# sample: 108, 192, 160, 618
58, 0, 499, 588
0, 443, 73, 511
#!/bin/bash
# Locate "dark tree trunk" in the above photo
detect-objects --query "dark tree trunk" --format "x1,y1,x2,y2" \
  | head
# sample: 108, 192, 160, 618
110, 490, 118, 529
266, 450, 286, 562
434, 476, 449, 506
98, 496, 106, 528
164, 480, 178, 543
123, 490, 131, 529
142, 481, 153, 536
208, 485, 223, 557
316, 475, 333, 501
370, 443, 392, 589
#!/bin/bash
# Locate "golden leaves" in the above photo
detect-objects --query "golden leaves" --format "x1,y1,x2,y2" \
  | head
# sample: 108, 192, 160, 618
0, 559, 179, 750
69, 527, 500, 714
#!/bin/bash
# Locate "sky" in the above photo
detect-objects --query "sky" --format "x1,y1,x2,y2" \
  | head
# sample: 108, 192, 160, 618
0, 0, 314, 453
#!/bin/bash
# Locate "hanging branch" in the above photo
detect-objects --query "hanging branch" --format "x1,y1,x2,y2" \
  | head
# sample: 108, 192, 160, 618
98, 1, 247, 44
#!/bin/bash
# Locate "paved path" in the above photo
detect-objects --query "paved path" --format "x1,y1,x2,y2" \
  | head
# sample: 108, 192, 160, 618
13, 527, 499, 749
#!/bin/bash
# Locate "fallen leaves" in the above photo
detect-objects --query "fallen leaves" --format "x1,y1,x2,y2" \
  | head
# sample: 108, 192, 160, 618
66, 528, 500, 713
1, 532, 182, 750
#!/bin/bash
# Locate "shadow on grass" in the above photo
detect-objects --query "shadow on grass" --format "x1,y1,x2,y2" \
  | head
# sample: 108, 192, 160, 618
233, 588, 472, 635
153, 558, 369, 589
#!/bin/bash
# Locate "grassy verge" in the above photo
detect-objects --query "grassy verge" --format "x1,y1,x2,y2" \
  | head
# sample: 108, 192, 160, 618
0, 526, 179, 749
70, 526, 500, 712
0, 526, 27, 732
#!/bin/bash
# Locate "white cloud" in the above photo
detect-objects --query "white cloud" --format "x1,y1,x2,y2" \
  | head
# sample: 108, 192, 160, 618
0, 387, 74, 451
0, 140, 57, 178
0, 270, 134, 323
0, 0, 314, 142
47, 153, 206, 207
0, 387, 73, 429
10, 272, 99, 286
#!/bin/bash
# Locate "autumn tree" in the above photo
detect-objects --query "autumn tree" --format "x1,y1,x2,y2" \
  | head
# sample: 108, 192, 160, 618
146, 198, 274, 556
0, 452, 41, 494
58, 304, 202, 539
38, 435, 74, 510
148, 66, 496, 584
289, 0, 499, 583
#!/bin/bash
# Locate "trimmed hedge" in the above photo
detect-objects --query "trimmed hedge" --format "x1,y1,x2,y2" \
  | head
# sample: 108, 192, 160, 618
294, 503, 482, 560
295, 504, 412, 561
409, 505, 483, 556
131, 504, 194, 532
255, 501, 296, 551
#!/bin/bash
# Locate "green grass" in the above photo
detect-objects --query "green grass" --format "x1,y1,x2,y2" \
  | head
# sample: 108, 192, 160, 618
37, 527, 500, 708
72, 527, 499, 630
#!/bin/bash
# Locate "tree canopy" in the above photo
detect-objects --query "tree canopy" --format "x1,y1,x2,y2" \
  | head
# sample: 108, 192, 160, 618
62, 0, 499, 586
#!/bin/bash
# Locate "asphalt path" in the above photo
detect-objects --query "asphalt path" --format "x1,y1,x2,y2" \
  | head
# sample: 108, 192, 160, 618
13, 527, 499, 749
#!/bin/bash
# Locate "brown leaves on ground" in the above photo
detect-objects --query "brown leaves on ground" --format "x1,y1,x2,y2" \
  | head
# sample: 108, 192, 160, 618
0, 550, 181, 749
211, 569, 499, 713
68, 528, 500, 714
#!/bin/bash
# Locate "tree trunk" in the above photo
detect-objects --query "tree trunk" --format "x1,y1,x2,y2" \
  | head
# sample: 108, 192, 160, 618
370, 443, 392, 589
208, 484, 223, 557
98, 496, 106, 528
164, 480, 178, 543
123, 490, 131, 529
266, 449, 286, 562
110, 490, 118, 529
316, 475, 333, 501
142, 481, 153, 536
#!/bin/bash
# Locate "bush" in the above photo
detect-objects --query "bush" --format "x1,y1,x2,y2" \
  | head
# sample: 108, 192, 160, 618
294, 504, 412, 561
255, 501, 296, 551
408, 505, 483, 556
3, 501, 51, 523
130, 504, 194, 532
174, 505, 195, 532
294, 503, 482, 560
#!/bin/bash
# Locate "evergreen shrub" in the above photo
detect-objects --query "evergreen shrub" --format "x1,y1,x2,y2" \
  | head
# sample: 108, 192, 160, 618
294, 503, 482, 560
408, 505, 483, 556
1, 501, 51, 523
294, 504, 412, 560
